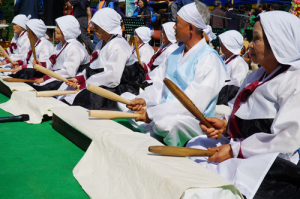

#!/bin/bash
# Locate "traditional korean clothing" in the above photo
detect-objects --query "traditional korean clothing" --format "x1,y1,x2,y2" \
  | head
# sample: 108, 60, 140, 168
187, 11, 300, 199
217, 30, 248, 106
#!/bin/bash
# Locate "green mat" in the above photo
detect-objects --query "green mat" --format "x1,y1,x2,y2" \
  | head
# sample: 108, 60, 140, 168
0, 94, 88, 199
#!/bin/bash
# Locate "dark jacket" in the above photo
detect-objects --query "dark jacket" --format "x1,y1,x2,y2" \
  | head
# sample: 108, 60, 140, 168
138, 7, 152, 28
14, 0, 44, 19
166, 2, 177, 22
210, 7, 227, 29
177, 0, 194, 10
226, 9, 240, 31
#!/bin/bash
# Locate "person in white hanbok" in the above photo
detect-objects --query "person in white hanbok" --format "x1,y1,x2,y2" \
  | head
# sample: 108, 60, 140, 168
9, 19, 54, 77
187, 11, 300, 199
0, 14, 31, 66
57, 8, 134, 110
27, 15, 90, 91
118, 1, 226, 147
216, 30, 248, 106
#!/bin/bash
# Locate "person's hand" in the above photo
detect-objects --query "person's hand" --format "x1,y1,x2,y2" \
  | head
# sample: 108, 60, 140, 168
208, 144, 233, 163
0, 60, 7, 65
134, 108, 152, 123
0, 50, 3, 56
10, 61, 19, 68
35, 78, 45, 85
66, 78, 78, 89
200, 117, 227, 139
88, 21, 94, 30
11, 67, 22, 73
127, 98, 146, 111
32, 59, 41, 67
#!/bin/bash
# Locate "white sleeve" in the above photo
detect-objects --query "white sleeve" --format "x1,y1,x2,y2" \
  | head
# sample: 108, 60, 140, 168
10, 38, 31, 62
227, 58, 249, 87
140, 45, 154, 65
147, 53, 226, 119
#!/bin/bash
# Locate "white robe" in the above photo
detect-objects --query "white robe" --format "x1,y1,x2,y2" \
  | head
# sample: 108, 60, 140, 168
126, 43, 154, 66
118, 38, 227, 146
5, 31, 30, 63
187, 65, 300, 199
58, 35, 131, 104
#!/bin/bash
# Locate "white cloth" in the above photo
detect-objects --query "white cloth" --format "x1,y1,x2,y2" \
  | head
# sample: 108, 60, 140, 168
135, 27, 154, 43
219, 30, 243, 55
0, 75, 35, 92
55, 15, 81, 43
126, 43, 154, 66
91, 7, 122, 35
59, 35, 131, 104
221, 54, 248, 87
162, 22, 176, 44
177, 2, 216, 42
0, 91, 68, 124
26, 19, 47, 39
12, 14, 31, 29
5, 30, 30, 62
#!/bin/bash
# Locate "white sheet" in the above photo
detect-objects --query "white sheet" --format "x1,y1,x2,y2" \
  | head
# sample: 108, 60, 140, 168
0, 75, 35, 92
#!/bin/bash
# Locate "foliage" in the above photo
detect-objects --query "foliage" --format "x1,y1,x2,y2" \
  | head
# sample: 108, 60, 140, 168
1, 0, 14, 23
290, 0, 300, 17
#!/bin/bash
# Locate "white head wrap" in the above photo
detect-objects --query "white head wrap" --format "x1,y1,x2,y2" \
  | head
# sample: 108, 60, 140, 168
218, 30, 243, 55
56, 15, 81, 42
26, 19, 47, 39
177, 2, 216, 42
12, 14, 31, 30
135, 27, 154, 43
259, 11, 300, 70
162, 22, 176, 44
91, 8, 122, 35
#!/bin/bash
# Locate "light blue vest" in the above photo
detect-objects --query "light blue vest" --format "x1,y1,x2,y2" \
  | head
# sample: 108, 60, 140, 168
161, 43, 226, 117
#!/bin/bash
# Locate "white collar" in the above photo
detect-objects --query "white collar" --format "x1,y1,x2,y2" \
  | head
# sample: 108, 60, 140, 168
178, 38, 206, 66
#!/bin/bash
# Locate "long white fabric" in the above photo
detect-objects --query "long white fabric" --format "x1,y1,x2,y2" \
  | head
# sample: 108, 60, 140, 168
0, 75, 35, 92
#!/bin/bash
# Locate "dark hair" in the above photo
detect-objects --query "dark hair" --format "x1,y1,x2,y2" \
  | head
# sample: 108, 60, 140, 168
253, 16, 271, 49
139, 0, 148, 8
244, 3, 252, 12
270, 3, 279, 10
258, 1, 267, 10
225, 2, 233, 8
214, 0, 221, 7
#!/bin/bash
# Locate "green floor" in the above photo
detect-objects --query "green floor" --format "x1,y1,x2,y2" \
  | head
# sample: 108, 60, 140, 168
0, 94, 89, 198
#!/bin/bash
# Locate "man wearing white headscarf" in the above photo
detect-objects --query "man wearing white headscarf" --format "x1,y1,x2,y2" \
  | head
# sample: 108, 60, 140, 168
57, 8, 133, 110
217, 30, 248, 106
0, 14, 31, 65
25, 15, 90, 91
118, 0, 226, 147
187, 11, 300, 199
8, 19, 54, 76
126, 27, 154, 67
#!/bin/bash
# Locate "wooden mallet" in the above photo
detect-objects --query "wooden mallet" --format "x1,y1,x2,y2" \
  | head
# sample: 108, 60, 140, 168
134, 36, 142, 66
36, 90, 79, 97
89, 110, 140, 119
27, 28, 37, 62
148, 146, 216, 157
0, 45, 13, 63
34, 64, 70, 83
3, 78, 35, 83
163, 78, 222, 140
0, 68, 13, 73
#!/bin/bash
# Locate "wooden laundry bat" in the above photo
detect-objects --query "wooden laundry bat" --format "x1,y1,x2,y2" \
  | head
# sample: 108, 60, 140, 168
87, 84, 131, 105
134, 36, 142, 66
2, 78, 35, 83
28, 28, 37, 62
0, 45, 13, 63
0, 68, 13, 72
148, 146, 216, 157
163, 78, 222, 140
89, 110, 140, 119
33, 64, 70, 83
36, 89, 79, 97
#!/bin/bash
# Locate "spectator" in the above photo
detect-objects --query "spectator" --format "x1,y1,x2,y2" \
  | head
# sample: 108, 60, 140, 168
177, 0, 194, 11
240, 3, 255, 33
165, 0, 177, 22
210, 0, 227, 29
132, 0, 157, 29
132, 0, 152, 28
14, 0, 44, 19
69, 0, 95, 54
270, 3, 279, 11
225, 2, 239, 31
258, 1, 267, 13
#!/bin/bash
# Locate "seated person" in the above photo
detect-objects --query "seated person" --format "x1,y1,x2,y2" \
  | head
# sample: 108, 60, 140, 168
28, 15, 90, 91
8, 19, 54, 76
118, 0, 226, 147
0, 14, 31, 66
187, 11, 300, 199
217, 30, 248, 106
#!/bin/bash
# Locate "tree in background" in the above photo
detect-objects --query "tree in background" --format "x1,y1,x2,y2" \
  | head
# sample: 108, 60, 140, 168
2, 0, 14, 22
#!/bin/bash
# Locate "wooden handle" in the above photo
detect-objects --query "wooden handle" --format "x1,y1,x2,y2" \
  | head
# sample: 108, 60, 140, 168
34, 64, 69, 83
28, 28, 37, 62
0, 45, 13, 63
36, 90, 78, 97
0, 68, 13, 72
89, 110, 140, 119
163, 78, 222, 140
87, 84, 131, 105
134, 36, 142, 65
3, 78, 35, 83
148, 146, 216, 157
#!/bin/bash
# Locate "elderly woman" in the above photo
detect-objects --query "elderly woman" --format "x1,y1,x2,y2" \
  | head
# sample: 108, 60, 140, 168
187, 11, 300, 199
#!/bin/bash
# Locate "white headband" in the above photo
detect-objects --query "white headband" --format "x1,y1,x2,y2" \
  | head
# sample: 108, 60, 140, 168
26, 19, 47, 39
56, 15, 81, 42
135, 27, 154, 43
219, 30, 243, 55
12, 14, 31, 30
177, 2, 216, 42
162, 22, 177, 44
